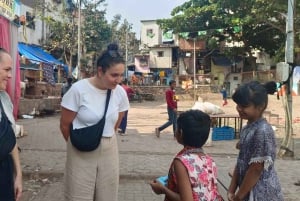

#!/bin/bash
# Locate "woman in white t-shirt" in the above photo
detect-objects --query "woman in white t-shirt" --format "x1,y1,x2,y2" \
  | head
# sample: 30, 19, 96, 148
60, 43, 130, 201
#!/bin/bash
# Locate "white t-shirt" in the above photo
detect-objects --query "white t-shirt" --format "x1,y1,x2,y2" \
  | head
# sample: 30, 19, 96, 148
61, 79, 130, 137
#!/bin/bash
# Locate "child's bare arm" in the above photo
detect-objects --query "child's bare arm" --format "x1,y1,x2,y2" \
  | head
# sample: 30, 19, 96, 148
150, 179, 181, 201
173, 159, 193, 201
235, 162, 264, 200
228, 166, 238, 200
150, 159, 194, 201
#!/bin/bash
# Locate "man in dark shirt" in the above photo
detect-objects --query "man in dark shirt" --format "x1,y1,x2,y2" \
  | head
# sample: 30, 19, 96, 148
155, 80, 178, 137
61, 77, 73, 97
118, 79, 134, 135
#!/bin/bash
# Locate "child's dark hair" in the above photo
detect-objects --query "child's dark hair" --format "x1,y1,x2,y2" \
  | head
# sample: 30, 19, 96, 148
232, 81, 277, 109
177, 110, 211, 148
169, 80, 176, 86
96, 43, 125, 73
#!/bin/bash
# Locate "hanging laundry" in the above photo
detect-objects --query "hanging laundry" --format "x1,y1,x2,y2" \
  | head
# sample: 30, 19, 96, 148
42, 63, 56, 86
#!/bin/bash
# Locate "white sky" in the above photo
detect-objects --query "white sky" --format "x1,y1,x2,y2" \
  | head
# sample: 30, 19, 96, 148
104, 0, 187, 38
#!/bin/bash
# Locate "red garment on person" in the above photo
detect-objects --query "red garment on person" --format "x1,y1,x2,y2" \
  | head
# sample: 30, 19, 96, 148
122, 84, 134, 98
165, 89, 177, 109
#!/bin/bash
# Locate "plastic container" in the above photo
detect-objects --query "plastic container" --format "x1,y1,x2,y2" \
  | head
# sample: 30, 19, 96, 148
212, 126, 235, 141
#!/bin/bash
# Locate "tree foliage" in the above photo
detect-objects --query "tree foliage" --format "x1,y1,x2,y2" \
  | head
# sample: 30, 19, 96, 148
109, 15, 140, 62
81, 0, 111, 53
35, 0, 139, 75
157, 0, 300, 62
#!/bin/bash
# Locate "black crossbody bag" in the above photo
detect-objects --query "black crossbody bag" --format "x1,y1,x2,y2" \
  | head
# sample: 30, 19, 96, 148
0, 100, 16, 161
70, 89, 111, 152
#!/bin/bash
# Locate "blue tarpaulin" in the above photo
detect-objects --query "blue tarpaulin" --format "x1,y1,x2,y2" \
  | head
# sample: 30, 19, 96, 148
18, 43, 68, 72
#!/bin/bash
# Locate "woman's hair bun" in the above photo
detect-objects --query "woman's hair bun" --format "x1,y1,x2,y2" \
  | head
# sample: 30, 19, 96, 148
107, 43, 119, 51
263, 81, 277, 95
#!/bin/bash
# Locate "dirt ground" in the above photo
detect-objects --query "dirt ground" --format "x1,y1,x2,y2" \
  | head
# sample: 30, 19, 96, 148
179, 92, 300, 139
17, 91, 300, 201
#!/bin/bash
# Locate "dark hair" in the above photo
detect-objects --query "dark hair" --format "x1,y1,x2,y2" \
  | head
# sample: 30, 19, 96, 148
169, 80, 176, 86
67, 77, 73, 84
232, 81, 277, 109
177, 110, 211, 148
96, 43, 125, 73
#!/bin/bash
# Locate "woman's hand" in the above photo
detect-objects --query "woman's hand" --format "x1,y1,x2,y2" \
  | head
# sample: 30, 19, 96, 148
14, 174, 22, 201
60, 107, 77, 141
227, 192, 235, 201
232, 195, 243, 201
149, 180, 165, 195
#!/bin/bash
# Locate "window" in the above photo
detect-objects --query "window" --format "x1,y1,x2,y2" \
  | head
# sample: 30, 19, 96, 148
146, 29, 153, 35
146, 29, 155, 38
157, 51, 164, 57
139, 58, 148, 67
26, 12, 35, 30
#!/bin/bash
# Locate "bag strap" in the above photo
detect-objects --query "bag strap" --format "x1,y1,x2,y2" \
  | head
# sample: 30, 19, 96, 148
0, 99, 6, 117
103, 89, 111, 118
0, 99, 13, 126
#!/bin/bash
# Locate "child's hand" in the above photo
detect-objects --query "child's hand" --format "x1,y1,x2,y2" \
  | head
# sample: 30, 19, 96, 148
149, 180, 165, 194
236, 141, 240, 150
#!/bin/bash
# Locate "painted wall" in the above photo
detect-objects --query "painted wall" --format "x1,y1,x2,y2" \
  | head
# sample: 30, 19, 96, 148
149, 47, 172, 68
140, 20, 178, 47
210, 62, 231, 86
140, 20, 162, 47
18, 0, 66, 45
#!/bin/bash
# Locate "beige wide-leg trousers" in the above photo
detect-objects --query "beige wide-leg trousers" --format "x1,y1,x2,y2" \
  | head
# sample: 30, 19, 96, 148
64, 135, 119, 201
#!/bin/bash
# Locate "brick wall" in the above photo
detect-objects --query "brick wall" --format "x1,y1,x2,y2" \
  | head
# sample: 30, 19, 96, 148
19, 98, 61, 117
25, 82, 63, 98
19, 83, 213, 116
131, 85, 212, 101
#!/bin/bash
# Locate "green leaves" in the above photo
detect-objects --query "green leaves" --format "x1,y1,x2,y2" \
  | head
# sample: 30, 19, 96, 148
157, 0, 300, 61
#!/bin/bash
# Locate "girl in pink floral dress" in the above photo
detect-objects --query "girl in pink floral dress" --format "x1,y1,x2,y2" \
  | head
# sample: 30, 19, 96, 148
150, 110, 223, 201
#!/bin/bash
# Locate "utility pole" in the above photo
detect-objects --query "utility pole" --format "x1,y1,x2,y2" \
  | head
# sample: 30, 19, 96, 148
41, 0, 45, 44
193, 37, 196, 102
125, 28, 128, 79
278, 0, 295, 157
77, 0, 81, 79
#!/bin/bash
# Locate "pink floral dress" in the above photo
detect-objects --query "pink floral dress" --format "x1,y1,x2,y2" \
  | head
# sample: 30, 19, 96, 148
165, 147, 223, 201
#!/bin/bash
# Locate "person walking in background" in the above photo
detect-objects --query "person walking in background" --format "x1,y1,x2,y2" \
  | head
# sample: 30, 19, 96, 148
220, 86, 228, 106
0, 48, 23, 201
60, 43, 129, 201
131, 73, 138, 85
159, 70, 165, 85
61, 77, 73, 97
150, 110, 223, 201
118, 79, 134, 135
155, 80, 178, 138
227, 81, 283, 201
